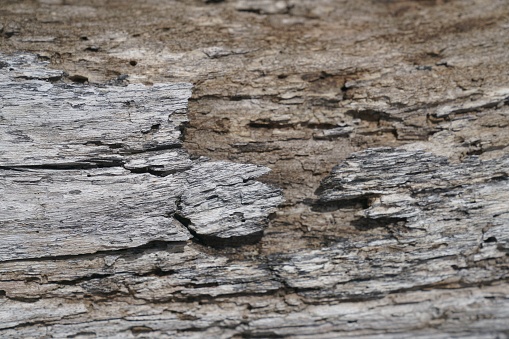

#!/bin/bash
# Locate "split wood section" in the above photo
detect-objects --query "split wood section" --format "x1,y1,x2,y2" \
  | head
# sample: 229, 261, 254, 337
0, 53, 283, 262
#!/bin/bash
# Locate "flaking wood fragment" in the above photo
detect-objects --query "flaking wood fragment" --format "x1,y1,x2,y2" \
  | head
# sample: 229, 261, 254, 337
0, 53, 283, 260
269, 147, 509, 300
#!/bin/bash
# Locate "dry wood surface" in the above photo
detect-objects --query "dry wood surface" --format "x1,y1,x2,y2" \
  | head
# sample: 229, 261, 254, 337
1, 0, 508, 338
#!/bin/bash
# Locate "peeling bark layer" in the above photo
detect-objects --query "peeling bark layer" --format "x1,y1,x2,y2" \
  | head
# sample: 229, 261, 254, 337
1, 0, 509, 338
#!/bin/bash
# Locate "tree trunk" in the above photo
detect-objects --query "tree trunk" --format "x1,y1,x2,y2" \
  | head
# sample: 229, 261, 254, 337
1, 0, 508, 338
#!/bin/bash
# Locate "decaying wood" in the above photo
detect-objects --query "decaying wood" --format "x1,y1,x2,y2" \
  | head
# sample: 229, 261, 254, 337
273, 147, 509, 299
1, 0, 509, 338
0, 53, 283, 261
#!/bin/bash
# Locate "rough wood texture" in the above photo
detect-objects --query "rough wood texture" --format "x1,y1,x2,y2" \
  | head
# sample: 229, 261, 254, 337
1, 0, 509, 337
276, 147, 509, 300
0, 53, 283, 261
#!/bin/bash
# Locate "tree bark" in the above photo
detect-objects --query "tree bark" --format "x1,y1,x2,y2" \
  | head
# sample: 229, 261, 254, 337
0, 0, 508, 338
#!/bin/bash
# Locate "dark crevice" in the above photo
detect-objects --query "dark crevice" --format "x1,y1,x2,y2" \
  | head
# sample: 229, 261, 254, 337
141, 123, 161, 134
190, 94, 276, 102
0, 240, 186, 264
174, 212, 192, 230
120, 143, 182, 155
84, 140, 124, 149
302, 293, 386, 305
0, 159, 125, 171
0, 320, 50, 331
178, 120, 189, 142
189, 94, 270, 102
0, 166, 26, 172
490, 173, 508, 181
130, 326, 153, 335
194, 92, 342, 107
6, 296, 41, 303
184, 281, 219, 289
307, 98, 342, 107
138, 143, 183, 153
56, 273, 113, 286
67, 332, 98, 338
236, 9, 262, 14
466, 148, 483, 156
85, 46, 100, 52
248, 120, 295, 129
173, 196, 200, 244
345, 109, 401, 123
236, 4, 293, 15
249, 120, 339, 130
308, 197, 371, 212
136, 267, 176, 277
351, 217, 408, 231
240, 331, 285, 338
67, 74, 89, 83
126, 164, 192, 177
443, 100, 508, 118
14, 75, 63, 82
0, 144, 185, 173
194, 231, 265, 248
305, 122, 339, 129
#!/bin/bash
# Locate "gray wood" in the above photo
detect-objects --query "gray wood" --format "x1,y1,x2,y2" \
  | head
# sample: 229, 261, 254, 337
277, 148, 509, 299
0, 53, 283, 262
1, 0, 509, 337
1, 52, 507, 339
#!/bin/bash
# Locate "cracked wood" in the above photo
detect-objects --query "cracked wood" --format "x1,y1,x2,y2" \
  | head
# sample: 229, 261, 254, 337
0, 53, 283, 260
1, 0, 509, 338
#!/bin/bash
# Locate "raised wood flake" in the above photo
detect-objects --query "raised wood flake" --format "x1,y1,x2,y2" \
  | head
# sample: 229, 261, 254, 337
0, 53, 283, 261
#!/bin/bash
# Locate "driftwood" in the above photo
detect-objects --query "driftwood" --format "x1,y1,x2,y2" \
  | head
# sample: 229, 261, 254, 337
0, 53, 283, 261
1, 0, 509, 338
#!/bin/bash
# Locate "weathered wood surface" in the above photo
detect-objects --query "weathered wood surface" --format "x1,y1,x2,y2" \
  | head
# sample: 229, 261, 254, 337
274, 148, 509, 299
1, 0, 509, 338
0, 53, 283, 261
